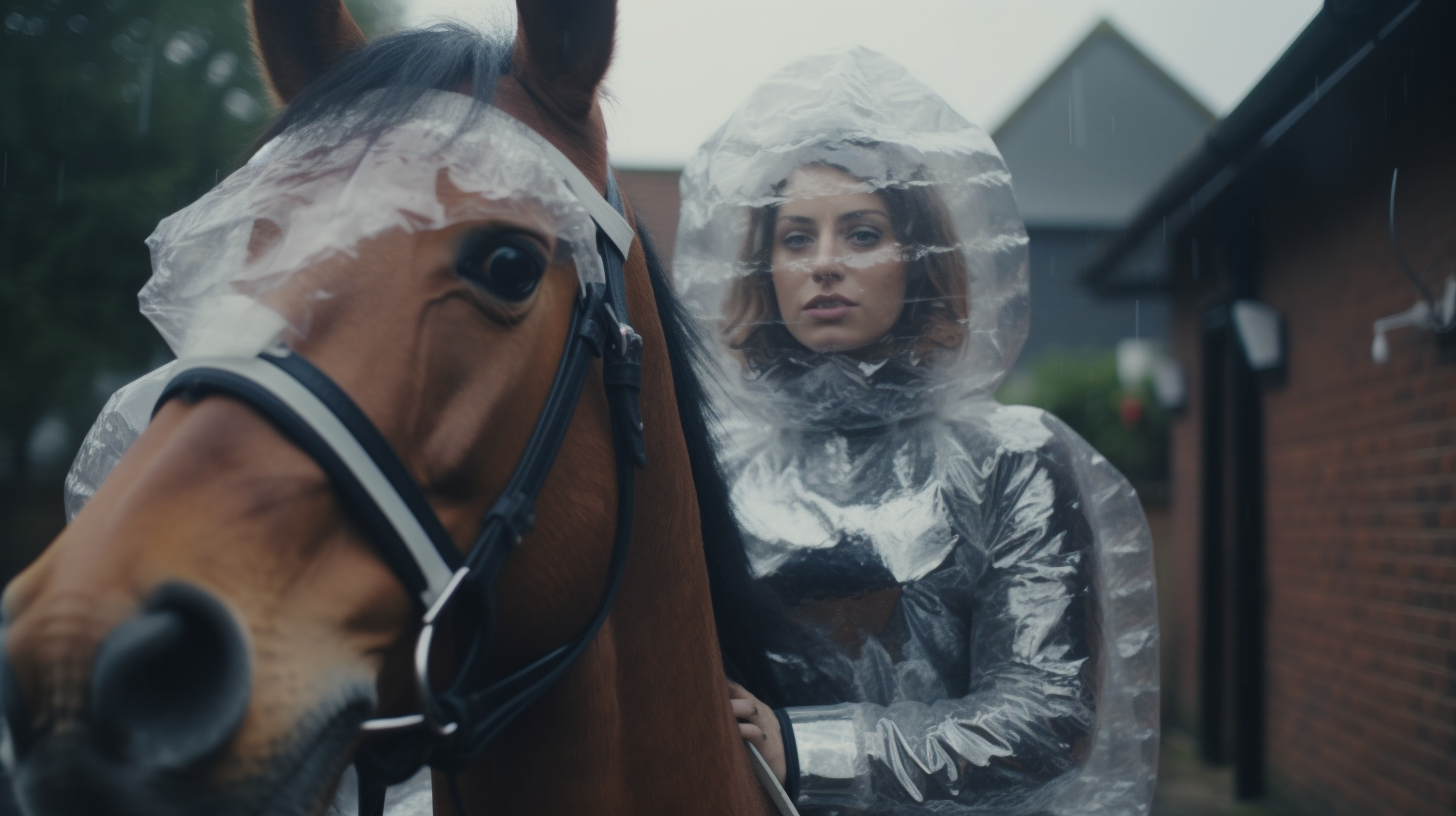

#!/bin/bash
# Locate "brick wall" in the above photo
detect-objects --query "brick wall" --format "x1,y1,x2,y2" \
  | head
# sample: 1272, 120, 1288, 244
1257, 110, 1456, 816
1167, 88, 1456, 816
615, 168, 682, 263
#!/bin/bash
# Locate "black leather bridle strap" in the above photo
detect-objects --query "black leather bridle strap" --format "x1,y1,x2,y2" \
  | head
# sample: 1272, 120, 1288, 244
432, 172, 642, 763
600, 173, 647, 469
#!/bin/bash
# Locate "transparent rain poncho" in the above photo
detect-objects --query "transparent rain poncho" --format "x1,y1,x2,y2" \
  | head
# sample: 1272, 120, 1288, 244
674, 49, 1158, 815
63, 90, 605, 522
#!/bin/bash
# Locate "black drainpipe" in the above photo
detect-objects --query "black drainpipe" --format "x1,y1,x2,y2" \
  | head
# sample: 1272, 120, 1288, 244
1196, 205, 1269, 799
1198, 303, 1228, 766
1225, 216, 1268, 800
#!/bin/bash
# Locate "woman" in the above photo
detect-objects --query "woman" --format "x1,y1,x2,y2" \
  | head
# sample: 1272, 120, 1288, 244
674, 49, 1158, 815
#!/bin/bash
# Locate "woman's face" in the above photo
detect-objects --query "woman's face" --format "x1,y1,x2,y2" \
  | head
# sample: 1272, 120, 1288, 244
770, 165, 908, 355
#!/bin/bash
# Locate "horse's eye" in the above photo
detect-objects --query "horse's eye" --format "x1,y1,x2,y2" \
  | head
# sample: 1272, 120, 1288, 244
456, 233, 547, 301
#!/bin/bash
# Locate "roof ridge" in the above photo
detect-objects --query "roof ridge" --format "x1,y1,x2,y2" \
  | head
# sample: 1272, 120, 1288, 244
992, 18, 1216, 139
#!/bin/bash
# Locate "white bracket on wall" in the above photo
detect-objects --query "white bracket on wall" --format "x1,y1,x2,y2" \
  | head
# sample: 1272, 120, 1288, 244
1371, 276, 1456, 364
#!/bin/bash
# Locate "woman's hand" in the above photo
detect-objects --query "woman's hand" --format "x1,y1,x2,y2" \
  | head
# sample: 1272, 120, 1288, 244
729, 680, 787, 785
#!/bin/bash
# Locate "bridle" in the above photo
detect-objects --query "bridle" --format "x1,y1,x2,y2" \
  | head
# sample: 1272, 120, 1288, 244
153, 134, 645, 814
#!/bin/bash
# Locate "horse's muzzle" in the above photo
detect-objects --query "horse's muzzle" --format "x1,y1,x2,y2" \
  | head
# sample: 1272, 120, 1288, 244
1, 582, 253, 814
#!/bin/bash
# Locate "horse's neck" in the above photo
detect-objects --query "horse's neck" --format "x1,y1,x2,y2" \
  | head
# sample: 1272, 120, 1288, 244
452, 267, 768, 815
605, 245, 769, 813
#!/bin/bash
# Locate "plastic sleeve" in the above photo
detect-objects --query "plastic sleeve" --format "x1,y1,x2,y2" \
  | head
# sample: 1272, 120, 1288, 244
773, 705, 801, 802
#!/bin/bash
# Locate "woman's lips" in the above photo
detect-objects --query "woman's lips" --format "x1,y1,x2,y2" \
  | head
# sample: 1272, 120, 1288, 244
803, 295, 856, 321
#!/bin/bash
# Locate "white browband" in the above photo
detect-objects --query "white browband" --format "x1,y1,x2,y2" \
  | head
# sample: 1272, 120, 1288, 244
530, 137, 635, 259
168, 354, 458, 606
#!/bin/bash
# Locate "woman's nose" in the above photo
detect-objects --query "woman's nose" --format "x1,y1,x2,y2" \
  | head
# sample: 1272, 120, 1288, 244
809, 246, 846, 283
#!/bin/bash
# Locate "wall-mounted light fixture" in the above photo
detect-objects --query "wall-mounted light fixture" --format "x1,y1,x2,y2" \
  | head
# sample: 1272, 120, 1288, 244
1232, 300, 1286, 376
1373, 168, 1456, 364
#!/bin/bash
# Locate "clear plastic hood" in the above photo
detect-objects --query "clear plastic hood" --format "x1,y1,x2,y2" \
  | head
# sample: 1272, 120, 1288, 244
144, 89, 603, 360
674, 47, 1030, 416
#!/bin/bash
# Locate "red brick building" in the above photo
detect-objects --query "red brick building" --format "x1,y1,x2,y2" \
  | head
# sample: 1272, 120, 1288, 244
1084, 1, 1456, 813
616, 168, 682, 262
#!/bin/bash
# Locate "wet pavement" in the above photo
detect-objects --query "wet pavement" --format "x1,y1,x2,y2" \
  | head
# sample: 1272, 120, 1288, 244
1153, 731, 1287, 816
0, 726, 1291, 816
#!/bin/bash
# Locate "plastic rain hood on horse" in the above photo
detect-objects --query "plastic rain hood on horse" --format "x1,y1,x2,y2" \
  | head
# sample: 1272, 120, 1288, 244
674, 49, 1158, 815
64, 91, 604, 522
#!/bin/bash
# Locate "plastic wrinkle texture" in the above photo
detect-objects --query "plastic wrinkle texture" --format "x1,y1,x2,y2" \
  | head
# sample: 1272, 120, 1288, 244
63, 90, 603, 521
326, 766, 433, 816
675, 49, 1158, 815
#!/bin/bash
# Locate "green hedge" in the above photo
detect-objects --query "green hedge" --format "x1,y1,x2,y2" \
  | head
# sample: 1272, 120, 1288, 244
998, 350, 1170, 485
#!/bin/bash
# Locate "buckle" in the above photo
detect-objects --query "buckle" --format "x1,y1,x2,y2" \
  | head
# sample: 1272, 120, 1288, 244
600, 303, 641, 362
359, 566, 471, 737
485, 492, 536, 548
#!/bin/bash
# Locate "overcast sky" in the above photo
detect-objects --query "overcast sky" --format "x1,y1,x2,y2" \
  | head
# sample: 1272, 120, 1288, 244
401, 0, 1321, 167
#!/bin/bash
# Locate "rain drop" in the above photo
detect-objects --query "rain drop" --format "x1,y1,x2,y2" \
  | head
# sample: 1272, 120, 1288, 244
120, 80, 139, 102
125, 17, 149, 39
3, 13, 23, 32
206, 51, 238, 86
105, 0, 126, 9
24, 16, 46, 36
223, 88, 261, 121
77, 61, 97, 80
67, 14, 85, 32
27, 415, 73, 469
112, 32, 142, 61
163, 29, 206, 65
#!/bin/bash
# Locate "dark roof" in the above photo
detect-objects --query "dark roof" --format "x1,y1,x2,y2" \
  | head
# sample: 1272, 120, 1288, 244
993, 20, 1214, 139
992, 20, 1216, 228
1081, 0, 1434, 292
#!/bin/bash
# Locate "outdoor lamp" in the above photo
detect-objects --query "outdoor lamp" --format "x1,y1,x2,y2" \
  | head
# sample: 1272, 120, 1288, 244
1231, 300, 1285, 374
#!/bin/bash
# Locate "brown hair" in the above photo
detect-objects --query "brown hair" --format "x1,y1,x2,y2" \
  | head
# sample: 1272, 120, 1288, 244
720, 164, 970, 372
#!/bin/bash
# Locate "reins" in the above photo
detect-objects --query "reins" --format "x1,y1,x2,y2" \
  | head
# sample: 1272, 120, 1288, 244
153, 147, 644, 814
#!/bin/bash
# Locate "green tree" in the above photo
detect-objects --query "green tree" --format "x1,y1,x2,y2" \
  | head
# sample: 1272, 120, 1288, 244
0, 0, 401, 481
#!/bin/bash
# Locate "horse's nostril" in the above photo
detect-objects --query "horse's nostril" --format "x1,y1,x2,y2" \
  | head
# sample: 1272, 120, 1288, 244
90, 582, 251, 771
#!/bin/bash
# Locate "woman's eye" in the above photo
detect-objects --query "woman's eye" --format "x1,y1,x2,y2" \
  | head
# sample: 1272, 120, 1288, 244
847, 227, 882, 247
780, 232, 812, 251
455, 234, 547, 301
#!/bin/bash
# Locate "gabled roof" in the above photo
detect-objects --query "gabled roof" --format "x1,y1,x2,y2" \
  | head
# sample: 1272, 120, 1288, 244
994, 20, 1215, 139
992, 20, 1216, 228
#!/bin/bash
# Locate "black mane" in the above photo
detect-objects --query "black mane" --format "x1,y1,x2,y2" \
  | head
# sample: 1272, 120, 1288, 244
257, 23, 783, 704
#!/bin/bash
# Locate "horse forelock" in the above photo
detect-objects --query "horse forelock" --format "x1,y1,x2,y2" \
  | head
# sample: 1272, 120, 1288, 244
257, 22, 516, 153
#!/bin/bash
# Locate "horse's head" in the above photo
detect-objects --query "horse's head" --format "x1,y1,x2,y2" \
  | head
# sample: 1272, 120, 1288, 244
0, 2, 660, 814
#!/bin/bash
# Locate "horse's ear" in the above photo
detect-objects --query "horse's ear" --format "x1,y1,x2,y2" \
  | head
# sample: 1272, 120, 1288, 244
512, 0, 617, 119
248, 0, 368, 106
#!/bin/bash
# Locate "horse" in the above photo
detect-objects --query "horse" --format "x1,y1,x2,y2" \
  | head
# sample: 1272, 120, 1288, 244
0, 1, 783, 813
